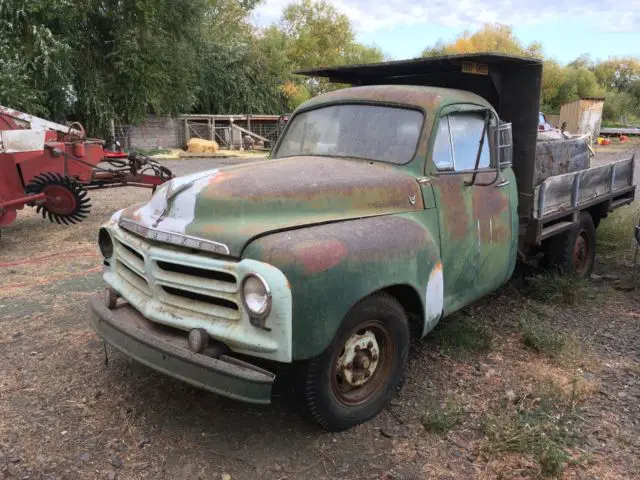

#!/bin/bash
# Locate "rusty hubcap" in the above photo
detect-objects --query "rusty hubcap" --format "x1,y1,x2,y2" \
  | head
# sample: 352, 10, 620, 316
572, 230, 591, 276
332, 321, 393, 405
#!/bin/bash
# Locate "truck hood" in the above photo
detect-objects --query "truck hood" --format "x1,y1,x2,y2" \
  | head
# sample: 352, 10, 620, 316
118, 156, 423, 257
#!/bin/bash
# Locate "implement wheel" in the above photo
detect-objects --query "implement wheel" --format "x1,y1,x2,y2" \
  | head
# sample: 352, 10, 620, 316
25, 173, 92, 225
302, 293, 409, 431
545, 212, 596, 278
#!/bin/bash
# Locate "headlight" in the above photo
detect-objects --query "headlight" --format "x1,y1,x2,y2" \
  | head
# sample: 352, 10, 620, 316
98, 228, 114, 259
242, 274, 271, 319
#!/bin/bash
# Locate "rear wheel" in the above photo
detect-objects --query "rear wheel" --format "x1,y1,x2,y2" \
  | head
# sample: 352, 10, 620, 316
545, 212, 596, 278
302, 293, 409, 431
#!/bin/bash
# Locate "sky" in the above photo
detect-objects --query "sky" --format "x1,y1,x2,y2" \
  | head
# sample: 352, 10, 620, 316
251, 0, 640, 64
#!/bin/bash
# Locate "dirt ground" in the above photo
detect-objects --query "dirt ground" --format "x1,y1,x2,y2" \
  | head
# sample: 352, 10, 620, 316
1, 146, 639, 480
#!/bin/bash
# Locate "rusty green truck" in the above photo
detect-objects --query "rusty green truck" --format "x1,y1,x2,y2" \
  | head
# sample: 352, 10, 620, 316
88, 54, 636, 431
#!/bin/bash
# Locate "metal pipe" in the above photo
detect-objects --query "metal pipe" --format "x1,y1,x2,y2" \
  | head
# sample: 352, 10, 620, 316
0, 193, 46, 209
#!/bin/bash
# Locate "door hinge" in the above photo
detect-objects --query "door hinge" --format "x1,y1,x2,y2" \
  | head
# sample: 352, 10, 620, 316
417, 177, 431, 185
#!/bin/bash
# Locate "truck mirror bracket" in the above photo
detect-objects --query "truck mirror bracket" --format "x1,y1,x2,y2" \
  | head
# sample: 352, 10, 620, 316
465, 111, 493, 187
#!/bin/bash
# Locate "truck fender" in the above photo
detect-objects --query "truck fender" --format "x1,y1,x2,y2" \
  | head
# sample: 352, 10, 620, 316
242, 213, 443, 361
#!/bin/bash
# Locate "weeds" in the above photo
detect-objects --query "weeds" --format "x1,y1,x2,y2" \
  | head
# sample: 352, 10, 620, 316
517, 311, 571, 359
524, 273, 594, 306
480, 378, 583, 478
429, 313, 493, 358
597, 201, 640, 253
421, 396, 464, 434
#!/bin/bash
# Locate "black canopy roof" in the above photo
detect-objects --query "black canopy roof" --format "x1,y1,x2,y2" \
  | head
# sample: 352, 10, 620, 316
296, 53, 541, 84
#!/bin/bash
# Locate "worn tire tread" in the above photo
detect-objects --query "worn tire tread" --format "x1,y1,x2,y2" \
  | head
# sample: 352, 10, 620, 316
303, 292, 409, 431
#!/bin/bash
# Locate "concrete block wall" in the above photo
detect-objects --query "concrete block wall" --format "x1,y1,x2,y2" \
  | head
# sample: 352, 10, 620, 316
116, 115, 184, 150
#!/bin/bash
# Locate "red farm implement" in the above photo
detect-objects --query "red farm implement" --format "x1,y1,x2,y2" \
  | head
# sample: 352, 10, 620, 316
0, 106, 173, 229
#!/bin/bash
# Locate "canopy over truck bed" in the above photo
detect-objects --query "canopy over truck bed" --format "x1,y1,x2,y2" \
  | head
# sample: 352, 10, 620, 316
297, 53, 544, 217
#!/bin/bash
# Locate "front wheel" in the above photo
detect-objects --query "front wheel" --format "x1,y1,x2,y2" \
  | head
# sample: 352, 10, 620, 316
545, 212, 596, 277
302, 293, 410, 431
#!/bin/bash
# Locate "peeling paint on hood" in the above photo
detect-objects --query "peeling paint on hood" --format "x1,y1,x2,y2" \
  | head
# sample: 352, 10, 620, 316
118, 157, 424, 257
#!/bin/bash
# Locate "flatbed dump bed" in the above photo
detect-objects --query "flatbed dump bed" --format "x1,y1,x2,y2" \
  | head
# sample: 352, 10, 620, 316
530, 156, 635, 242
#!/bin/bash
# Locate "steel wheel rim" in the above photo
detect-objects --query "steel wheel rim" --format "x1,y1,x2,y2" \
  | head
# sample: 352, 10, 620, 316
573, 229, 591, 275
331, 320, 394, 406
42, 185, 77, 214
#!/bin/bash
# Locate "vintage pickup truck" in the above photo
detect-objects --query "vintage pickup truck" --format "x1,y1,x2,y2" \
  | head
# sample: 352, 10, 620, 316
89, 54, 636, 431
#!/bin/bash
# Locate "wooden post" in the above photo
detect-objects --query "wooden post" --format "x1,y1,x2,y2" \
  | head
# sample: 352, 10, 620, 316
229, 119, 234, 150
247, 114, 251, 132
183, 119, 189, 146
212, 119, 216, 144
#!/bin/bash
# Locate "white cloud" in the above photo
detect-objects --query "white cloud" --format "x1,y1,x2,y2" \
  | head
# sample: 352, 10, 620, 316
251, 0, 639, 33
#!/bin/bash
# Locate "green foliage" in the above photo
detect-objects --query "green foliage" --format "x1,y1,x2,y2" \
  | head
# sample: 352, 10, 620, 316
524, 274, 593, 306
597, 201, 640, 252
5, 5, 639, 133
602, 91, 638, 124
517, 311, 570, 359
0, 0, 208, 133
421, 23, 639, 122
0, 0, 384, 129
429, 313, 493, 358
265, 0, 383, 107
0, 0, 71, 117
279, 0, 354, 69
421, 24, 542, 59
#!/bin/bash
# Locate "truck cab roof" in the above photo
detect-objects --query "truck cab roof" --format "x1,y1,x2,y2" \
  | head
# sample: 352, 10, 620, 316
301, 84, 494, 115
297, 53, 544, 217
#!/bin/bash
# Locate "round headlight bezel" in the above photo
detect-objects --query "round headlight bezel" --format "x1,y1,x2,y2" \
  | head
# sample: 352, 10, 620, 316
241, 273, 272, 320
98, 227, 114, 259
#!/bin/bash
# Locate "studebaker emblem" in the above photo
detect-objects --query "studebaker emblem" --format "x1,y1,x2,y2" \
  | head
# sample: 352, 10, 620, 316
408, 194, 416, 206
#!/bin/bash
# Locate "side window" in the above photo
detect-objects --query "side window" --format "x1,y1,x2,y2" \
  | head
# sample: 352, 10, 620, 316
432, 117, 453, 170
449, 114, 491, 171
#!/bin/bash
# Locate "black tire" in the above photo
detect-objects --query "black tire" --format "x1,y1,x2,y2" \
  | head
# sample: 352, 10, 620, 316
302, 293, 410, 431
545, 212, 596, 277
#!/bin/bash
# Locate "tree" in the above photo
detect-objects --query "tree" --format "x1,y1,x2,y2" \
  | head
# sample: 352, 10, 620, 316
192, 1, 290, 114
421, 24, 543, 59
540, 60, 566, 112
279, 0, 354, 69
594, 57, 640, 91
260, 0, 383, 108
602, 91, 637, 124
0, 0, 71, 118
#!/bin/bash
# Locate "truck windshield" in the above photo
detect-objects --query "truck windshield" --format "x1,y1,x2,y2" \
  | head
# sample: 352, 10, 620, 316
274, 104, 424, 165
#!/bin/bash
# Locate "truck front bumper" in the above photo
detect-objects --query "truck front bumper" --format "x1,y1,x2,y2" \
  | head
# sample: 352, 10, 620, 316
89, 294, 275, 404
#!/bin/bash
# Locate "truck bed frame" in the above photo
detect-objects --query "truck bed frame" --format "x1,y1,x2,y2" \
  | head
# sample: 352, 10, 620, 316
521, 156, 635, 249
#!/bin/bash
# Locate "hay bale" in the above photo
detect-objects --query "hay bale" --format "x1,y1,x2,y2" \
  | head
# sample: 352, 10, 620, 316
187, 138, 219, 154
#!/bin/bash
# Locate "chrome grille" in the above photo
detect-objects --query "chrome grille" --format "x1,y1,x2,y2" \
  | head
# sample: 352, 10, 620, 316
112, 231, 241, 321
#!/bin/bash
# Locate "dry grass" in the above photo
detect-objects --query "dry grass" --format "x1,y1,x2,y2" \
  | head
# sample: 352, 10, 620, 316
479, 377, 585, 478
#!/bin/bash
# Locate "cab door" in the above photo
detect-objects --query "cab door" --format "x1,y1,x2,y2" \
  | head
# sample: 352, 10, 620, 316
426, 109, 514, 315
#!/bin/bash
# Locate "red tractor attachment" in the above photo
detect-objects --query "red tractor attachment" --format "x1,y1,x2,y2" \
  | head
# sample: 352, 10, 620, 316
0, 106, 173, 229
